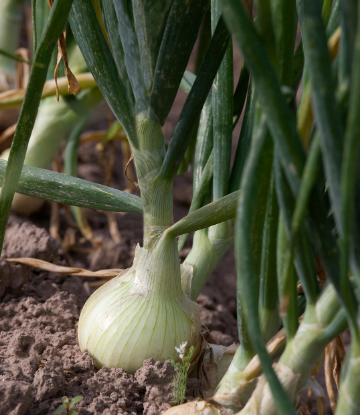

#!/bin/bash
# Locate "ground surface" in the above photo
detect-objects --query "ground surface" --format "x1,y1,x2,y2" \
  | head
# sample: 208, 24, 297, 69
0, 137, 239, 415
0, 29, 335, 413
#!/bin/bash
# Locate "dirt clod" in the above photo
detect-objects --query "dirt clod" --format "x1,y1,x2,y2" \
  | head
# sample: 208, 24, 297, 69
90, 239, 135, 271
0, 380, 34, 415
197, 294, 237, 346
2, 221, 60, 261
0, 261, 31, 298
8, 333, 35, 359
135, 358, 176, 415
0, 147, 238, 414
33, 361, 65, 401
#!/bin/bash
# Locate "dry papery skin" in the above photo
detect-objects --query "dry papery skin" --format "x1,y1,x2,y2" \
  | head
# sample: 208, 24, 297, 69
0, 217, 239, 415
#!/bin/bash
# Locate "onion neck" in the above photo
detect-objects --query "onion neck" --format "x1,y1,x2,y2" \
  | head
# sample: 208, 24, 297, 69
183, 221, 234, 300
132, 112, 174, 248
134, 233, 184, 298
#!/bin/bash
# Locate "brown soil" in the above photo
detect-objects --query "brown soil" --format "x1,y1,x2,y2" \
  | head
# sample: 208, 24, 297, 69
0, 137, 238, 415
0, 27, 331, 414
0, 127, 337, 415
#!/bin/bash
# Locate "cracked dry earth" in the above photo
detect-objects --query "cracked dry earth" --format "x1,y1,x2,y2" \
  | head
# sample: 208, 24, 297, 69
0, 216, 238, 415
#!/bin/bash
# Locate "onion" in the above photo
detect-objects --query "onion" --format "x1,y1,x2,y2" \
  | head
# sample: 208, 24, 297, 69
0, 88, 102, 215
78, 236, 201, 373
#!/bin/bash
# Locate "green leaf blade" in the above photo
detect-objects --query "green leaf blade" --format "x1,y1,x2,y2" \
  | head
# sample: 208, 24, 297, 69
69, 0, 137, 146
212, 37, 233, 200
132, 0, 173, 94
112, 0, 149, 114
159, 17, 230, 180
150, 0, 208, 125
0, 0, 75, 256
70, 396, 84, 405
297, 0, 343, 226
221, 0, 305, 196
235, 110, 297, 415
0, 160, 143, 214
168, 190, 238, 238
52, 405, 66, 415
274, 156, 319, 305
101, 0, 135, 111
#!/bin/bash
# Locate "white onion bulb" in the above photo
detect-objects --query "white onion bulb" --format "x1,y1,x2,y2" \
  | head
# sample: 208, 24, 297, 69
78, 238, 201, 373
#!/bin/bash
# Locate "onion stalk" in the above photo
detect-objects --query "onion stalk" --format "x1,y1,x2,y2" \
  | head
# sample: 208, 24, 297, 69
0, 1, 102, 216
0, 0, 24, 90
239, 284, 347, 415
0, 87, 102, 215
0, 32, 102, 215
78, 112, 203, 371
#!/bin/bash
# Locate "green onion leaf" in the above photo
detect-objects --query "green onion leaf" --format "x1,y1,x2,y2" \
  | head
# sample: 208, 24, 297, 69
0, 160, 143, 214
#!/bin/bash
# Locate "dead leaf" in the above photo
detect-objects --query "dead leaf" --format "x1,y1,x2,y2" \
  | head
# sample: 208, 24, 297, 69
199, 343, 237, 398
280, 295, 290, 317
0, 73, 95, 110
241, 326, 288, 381
298, 403, 311, 415
106, 211, 122, 243
6, 257, 123, 278
325, 335, 346, 413
124, 153, 139, 188
47, 0, 80, 101
162, 399, 233, 415
121, 141, 137, 191
315, 254, 328, 283
242, 0, 253, 17
50, 201, 61, 242
305, 377, 325, 415
54, 29, 81, 101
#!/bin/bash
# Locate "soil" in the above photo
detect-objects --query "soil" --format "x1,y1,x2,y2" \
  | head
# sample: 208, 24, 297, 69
0, 19, 331, 415
0, 107, 337, 415
0, 134, 239, 415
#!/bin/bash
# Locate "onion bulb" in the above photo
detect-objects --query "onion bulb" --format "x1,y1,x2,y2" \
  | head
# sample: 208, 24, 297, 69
78, 235, 201, 373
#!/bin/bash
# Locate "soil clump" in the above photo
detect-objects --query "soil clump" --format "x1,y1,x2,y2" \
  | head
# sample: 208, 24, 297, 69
0, 187, 238, 415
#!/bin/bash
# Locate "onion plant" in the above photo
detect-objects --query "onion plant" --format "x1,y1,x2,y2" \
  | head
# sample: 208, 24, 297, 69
0, 0, 24, 90
0, 0, 102, 215
1, 0, 360, 414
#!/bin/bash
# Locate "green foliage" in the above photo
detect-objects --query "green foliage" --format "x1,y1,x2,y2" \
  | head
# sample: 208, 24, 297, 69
52, 396, 83, 415
2, 0, 360, 413
0, 160, 143, 213
0, 48, 41, 67
167, 343, 194, 406
0, 0, 75, 254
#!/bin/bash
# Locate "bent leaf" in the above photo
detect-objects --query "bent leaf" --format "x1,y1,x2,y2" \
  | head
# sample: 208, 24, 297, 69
168, 190, 238, 237
0, 160, 143, 213
7, 258, 122, 278
0, 73, 97, 110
